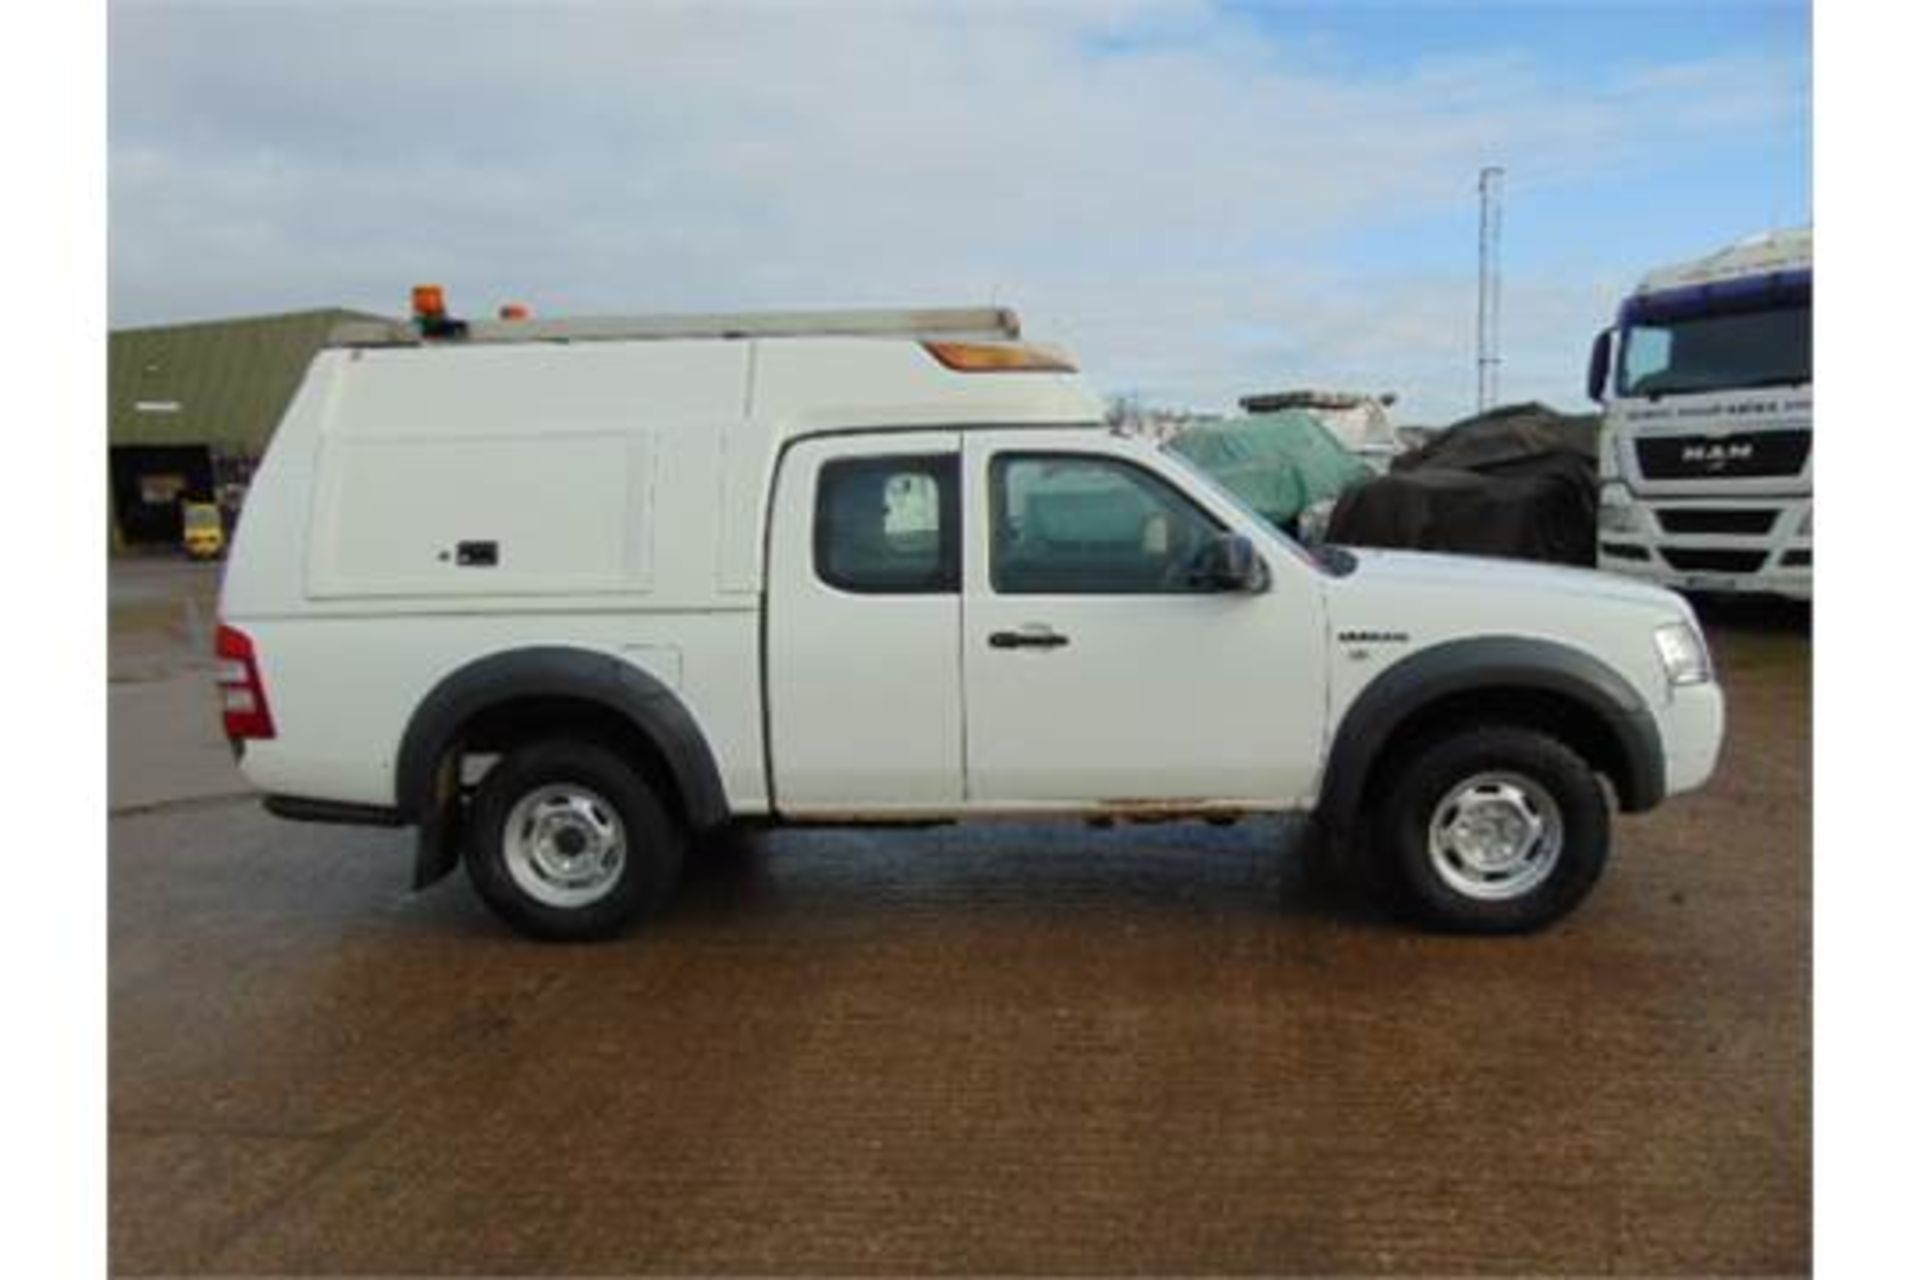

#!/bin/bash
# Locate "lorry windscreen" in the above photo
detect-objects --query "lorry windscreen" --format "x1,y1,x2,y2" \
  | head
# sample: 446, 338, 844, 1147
1618, 275, 1811, 398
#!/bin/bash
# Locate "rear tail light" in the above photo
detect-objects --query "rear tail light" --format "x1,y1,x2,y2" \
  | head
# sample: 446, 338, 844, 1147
215, 624, 276, 741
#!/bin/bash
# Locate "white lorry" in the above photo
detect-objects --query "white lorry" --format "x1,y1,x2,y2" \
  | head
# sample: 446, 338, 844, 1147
1587, 228, 1812, 599
217, 293, 1724, 940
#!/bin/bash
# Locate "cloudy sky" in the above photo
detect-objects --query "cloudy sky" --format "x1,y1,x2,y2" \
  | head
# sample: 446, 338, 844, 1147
108, 0, 1809, 425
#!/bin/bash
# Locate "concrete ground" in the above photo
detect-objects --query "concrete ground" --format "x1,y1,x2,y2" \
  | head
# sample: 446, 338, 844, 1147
109, 558, 1810, 1276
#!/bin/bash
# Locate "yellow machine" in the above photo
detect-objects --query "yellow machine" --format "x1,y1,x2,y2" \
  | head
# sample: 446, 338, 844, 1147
181, 501, 225, 560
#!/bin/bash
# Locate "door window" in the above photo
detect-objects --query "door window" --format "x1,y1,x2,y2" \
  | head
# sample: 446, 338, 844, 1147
991, 453, 1221, 593
814, 454, 959, 593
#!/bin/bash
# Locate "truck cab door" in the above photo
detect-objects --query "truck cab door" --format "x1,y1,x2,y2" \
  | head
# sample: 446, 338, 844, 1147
766, 432, 964, 813
960, 431, 1327, 808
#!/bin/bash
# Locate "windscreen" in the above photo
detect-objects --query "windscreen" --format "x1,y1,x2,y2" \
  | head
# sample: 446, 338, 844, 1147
1153, 442, 1336, 573
1618, 272, 1811, 397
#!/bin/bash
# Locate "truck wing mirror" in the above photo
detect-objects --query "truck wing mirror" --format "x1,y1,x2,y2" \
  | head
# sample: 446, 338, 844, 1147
1587, 329, 1614, 403
1190, 532, 1270, 594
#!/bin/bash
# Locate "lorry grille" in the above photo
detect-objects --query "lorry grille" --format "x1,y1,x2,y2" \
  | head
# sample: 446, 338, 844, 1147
1637, 430, 1810, 480
1662, 548, 1768, 574
1656, 508, 1779, 535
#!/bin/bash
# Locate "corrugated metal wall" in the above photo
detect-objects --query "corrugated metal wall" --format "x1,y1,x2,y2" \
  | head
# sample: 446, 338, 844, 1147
108, 308, 387, 452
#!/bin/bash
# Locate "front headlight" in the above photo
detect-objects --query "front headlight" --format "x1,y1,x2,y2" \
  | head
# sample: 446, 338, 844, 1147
1598, 482, 1644, 534
1654, 621, 1713, 686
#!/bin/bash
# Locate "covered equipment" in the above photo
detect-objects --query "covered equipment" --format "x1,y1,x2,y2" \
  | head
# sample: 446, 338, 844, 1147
1167, 410, 1373, 536
1327, 403, 1599, 565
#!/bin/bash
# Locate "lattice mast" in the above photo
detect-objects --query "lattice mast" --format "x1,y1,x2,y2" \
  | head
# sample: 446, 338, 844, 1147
1476, 165, 1505, 413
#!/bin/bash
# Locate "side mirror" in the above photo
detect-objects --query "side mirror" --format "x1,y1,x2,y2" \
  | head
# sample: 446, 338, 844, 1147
1190, 532, 1269, 594
1587, 329, 1614, 403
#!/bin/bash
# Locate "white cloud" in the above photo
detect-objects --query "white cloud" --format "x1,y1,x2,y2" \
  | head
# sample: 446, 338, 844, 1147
108, 0, 1807, 423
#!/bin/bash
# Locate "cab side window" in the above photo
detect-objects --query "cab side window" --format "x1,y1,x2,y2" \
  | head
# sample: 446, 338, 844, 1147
991, 453, 1220, 594
814, 454, 959, 593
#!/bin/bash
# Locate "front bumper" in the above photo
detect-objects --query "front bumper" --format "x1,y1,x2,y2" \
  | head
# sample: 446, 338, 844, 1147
1598, 495, 1810, 601
1658, 681, 1726, 798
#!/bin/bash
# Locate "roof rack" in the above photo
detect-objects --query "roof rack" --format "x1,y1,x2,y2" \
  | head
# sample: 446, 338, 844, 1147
329, 305, 1022, 349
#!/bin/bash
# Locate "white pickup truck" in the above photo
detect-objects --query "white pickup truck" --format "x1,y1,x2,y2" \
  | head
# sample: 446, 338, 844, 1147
217, 297, 1723, 940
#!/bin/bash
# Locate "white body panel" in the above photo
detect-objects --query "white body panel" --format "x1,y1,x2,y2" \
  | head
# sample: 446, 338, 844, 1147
1318, 550, 1724, 800
237, 611, 761, 809
766, 432, 966, 811
957, 430, 1326, 807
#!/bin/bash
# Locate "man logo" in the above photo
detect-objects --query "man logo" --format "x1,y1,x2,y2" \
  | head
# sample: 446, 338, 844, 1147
1681, 440, 1755, 471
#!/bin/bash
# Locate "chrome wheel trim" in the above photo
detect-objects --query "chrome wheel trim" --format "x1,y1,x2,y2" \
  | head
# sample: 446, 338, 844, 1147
501, 783, 628, 909
1426, 770, 1564, 902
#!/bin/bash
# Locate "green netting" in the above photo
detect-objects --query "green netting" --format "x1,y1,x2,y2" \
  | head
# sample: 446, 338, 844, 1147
1168, 411, 1372, 528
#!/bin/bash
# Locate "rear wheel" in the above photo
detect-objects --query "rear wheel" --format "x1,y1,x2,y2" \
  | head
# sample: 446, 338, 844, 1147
464, 739, 684, 941
1372, 725, 1610, 933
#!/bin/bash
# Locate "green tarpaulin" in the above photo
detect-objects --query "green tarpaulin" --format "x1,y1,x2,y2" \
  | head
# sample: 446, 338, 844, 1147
1168, 411, 1372, 531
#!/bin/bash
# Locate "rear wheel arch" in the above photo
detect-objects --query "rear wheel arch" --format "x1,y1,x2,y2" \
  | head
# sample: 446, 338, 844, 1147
1317, 636, 1665, 833
394, 647, 729, 885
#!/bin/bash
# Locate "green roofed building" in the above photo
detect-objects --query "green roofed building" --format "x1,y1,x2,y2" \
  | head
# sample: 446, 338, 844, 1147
109, 308, 387, 547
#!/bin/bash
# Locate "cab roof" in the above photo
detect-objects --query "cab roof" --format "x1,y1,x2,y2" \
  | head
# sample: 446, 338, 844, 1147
1636, 227, 1812, 294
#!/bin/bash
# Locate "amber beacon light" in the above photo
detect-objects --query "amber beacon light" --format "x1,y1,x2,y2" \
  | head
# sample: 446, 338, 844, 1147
411, 284, 447, 320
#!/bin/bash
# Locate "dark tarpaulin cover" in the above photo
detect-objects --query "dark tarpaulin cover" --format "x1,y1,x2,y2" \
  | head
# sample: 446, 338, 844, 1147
1328, 403, 1600, 565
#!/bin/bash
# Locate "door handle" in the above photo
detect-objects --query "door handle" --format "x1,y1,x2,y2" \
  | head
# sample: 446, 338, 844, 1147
989, 628, 1069, 650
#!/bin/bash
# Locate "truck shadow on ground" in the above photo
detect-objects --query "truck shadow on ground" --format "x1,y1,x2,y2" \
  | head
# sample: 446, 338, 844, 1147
204, 816, 1387, 946
1691, 593, 1810, 636
401, 821, 1397, 940
655, 817, 1397, 935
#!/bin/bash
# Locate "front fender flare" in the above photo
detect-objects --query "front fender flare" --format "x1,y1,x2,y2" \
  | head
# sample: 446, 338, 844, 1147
1315, 635, 1665, 832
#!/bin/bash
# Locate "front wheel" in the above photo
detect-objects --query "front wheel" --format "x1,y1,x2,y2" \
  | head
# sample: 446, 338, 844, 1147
464, 739, 684, 941
1372, 726, 1610, 933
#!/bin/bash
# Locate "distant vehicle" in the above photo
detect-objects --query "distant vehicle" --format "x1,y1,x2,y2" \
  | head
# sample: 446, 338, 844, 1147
181, 501, 224, 560
1587, 228, 1811, 599
215, 289, 1723, 941
1239, 389, 1402, 473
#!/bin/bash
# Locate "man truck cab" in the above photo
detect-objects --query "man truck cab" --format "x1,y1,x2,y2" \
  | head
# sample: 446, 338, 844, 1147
1588, 228, 1812, 599
217, 292, 1723, 941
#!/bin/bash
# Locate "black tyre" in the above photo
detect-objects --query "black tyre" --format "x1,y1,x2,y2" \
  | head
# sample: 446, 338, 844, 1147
1372, 725, 1610, 933
464, 739, 684, 942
